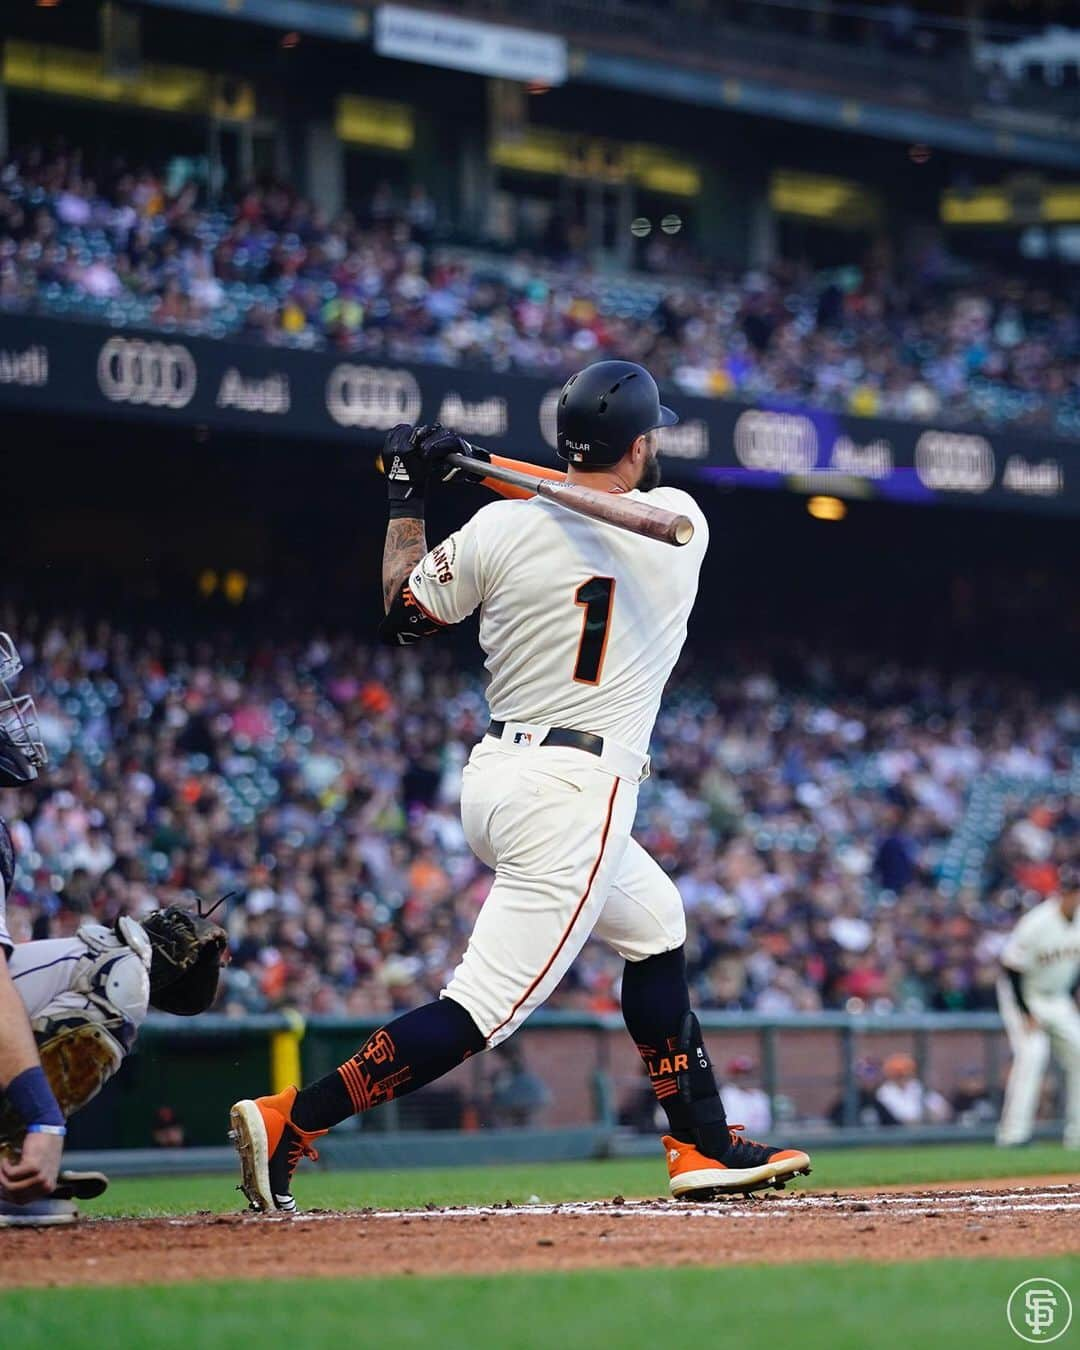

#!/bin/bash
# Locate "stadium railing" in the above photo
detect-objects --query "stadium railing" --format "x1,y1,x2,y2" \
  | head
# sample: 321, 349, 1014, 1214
338, 0, 1080, 117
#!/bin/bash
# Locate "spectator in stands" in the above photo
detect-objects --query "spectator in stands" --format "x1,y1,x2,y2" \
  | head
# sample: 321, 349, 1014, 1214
4, 145, 1080, 436
618, 1063, 664, 1135
151, 1106, 185, 1148
829, 1057, 900, 1128
486, 1042, 551, 1128
950, 1067, 999, 1129
1, 613, 1075, 1028
875, 1053, 952, 1125
719, 1055, 772, 1136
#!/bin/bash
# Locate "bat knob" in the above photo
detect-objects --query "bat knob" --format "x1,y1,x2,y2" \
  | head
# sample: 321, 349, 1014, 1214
673, 517, 695, 546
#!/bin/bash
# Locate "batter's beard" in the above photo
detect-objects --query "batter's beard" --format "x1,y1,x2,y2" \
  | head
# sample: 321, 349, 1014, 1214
637, 450, 662, 492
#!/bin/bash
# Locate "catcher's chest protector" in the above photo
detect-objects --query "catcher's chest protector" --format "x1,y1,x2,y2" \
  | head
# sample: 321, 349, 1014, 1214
0, 921, 152, 1152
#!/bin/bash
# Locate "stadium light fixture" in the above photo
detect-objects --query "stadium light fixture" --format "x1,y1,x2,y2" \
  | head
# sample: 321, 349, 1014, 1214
807, 495, 847, 522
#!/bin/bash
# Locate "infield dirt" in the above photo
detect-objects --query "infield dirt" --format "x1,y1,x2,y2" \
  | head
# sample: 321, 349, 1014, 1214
2, 1180, 1078, 1288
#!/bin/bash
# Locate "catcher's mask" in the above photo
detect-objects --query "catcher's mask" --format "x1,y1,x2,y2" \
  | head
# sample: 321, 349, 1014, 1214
140, 895, 231, 1016
0, 632, 47, 787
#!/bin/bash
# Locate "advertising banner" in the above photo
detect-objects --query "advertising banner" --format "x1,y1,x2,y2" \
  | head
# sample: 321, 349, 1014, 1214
374, 4, 568, 84
0, 312, 1075, 515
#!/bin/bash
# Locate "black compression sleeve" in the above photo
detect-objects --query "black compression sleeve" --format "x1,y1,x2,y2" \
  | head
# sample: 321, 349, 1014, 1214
378, 581, 445, 646
1004, 965, 1030, 1015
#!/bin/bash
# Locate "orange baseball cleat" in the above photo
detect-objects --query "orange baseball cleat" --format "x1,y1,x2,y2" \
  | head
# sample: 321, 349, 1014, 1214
663, 1127, 812, 1199
229, 1086, 327, 1214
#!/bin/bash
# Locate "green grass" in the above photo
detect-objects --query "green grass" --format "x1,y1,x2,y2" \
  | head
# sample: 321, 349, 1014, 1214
2, 1258, 1077, 1350
92, 1141, 1078, 1217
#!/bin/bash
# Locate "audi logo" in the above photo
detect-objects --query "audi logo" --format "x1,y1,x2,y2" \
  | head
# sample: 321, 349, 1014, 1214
326, 364, 421, 429
734, 409, 817, 474
915, 431, 995, 492
97, 338, 197, 409
538, 387, 562, 449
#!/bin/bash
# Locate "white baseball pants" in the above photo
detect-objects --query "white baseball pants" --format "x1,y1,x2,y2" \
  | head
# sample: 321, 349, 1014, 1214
997, 976, 1080, 1149
443, 735, 686, 1046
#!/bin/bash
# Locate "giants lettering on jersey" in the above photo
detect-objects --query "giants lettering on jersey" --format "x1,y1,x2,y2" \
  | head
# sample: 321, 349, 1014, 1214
421, 539, 456, 585
1037, 945, 1080, 965
1003, 898, 1080, 999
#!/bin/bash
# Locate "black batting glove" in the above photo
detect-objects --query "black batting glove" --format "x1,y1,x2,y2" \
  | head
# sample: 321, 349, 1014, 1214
384, 423, 437, 519
416, 425, 492, 485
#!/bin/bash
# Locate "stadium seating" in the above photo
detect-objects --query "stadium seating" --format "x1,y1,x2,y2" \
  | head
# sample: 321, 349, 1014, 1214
3, 148, 1080, 434
3, 616, 1076, 1021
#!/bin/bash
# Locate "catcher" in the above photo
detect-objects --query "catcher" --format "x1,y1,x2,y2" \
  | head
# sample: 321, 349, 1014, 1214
0, 633, 229, 1226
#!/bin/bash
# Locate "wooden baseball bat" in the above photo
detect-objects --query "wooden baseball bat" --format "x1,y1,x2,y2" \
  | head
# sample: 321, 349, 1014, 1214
449, 450, 695, 547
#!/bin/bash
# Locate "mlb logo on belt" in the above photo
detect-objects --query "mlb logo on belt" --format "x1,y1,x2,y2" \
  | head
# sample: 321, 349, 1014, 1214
513, 731, 533, 745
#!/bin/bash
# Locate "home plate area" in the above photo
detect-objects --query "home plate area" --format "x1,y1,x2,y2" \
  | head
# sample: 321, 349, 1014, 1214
3, 1181, 1079, 1288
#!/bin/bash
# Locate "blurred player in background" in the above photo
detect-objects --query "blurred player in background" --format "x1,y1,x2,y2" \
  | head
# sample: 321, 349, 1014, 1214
996, 864, 1080, 1150
231, 359, 811, 1212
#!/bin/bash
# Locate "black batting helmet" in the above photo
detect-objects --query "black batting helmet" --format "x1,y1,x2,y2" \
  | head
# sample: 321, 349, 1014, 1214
556, 360, 677, 466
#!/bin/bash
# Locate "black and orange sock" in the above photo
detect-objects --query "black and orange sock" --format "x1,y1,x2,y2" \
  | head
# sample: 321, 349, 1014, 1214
621, 946, 699, 1146
290, 997, 486, 1132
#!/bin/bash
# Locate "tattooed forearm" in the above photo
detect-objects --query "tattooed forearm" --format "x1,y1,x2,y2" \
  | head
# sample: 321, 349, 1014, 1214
382, 517, 428, 612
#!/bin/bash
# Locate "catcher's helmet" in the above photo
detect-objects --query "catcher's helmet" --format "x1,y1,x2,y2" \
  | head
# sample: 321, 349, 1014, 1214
556, 360, 677, 466
0, 633, 46, 787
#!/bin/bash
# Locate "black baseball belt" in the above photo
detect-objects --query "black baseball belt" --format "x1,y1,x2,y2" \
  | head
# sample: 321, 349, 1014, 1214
487, 720, 604, 758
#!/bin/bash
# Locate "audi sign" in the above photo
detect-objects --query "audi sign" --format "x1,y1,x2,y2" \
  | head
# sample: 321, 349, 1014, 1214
734, 409, 818, 474
914, 431, 995, 492
326, 364, 422, 429
538, 387, 562, 449
97, 337, 197, 410
0, 315, 1073, 516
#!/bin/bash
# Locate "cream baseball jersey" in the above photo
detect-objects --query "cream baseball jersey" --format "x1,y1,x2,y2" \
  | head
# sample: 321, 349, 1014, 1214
407, 487, 709, 755
1000, 897, 1080, 999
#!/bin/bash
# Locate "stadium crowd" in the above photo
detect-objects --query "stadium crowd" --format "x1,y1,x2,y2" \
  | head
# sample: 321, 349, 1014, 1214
1, 615, 1076, 1026
3, 146, 1080, 435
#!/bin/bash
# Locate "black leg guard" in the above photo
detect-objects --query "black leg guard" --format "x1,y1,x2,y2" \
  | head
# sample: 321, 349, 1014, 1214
675, 1011, 731, 1161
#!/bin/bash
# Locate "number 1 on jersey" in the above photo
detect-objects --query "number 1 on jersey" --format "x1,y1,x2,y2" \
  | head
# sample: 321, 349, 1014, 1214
572, 576, 615, 685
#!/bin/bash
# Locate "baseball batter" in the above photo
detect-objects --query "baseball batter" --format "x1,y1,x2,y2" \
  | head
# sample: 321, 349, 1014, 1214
996, 866, 1080, 1149
232, 359, 811, 1211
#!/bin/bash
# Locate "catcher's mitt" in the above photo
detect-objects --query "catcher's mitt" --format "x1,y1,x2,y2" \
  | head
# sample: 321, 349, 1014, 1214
0, 1019, 125, 1157
139, 899, 230, 1016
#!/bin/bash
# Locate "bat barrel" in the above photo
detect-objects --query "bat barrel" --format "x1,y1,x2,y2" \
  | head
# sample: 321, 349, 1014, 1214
447, 451, 694, 548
